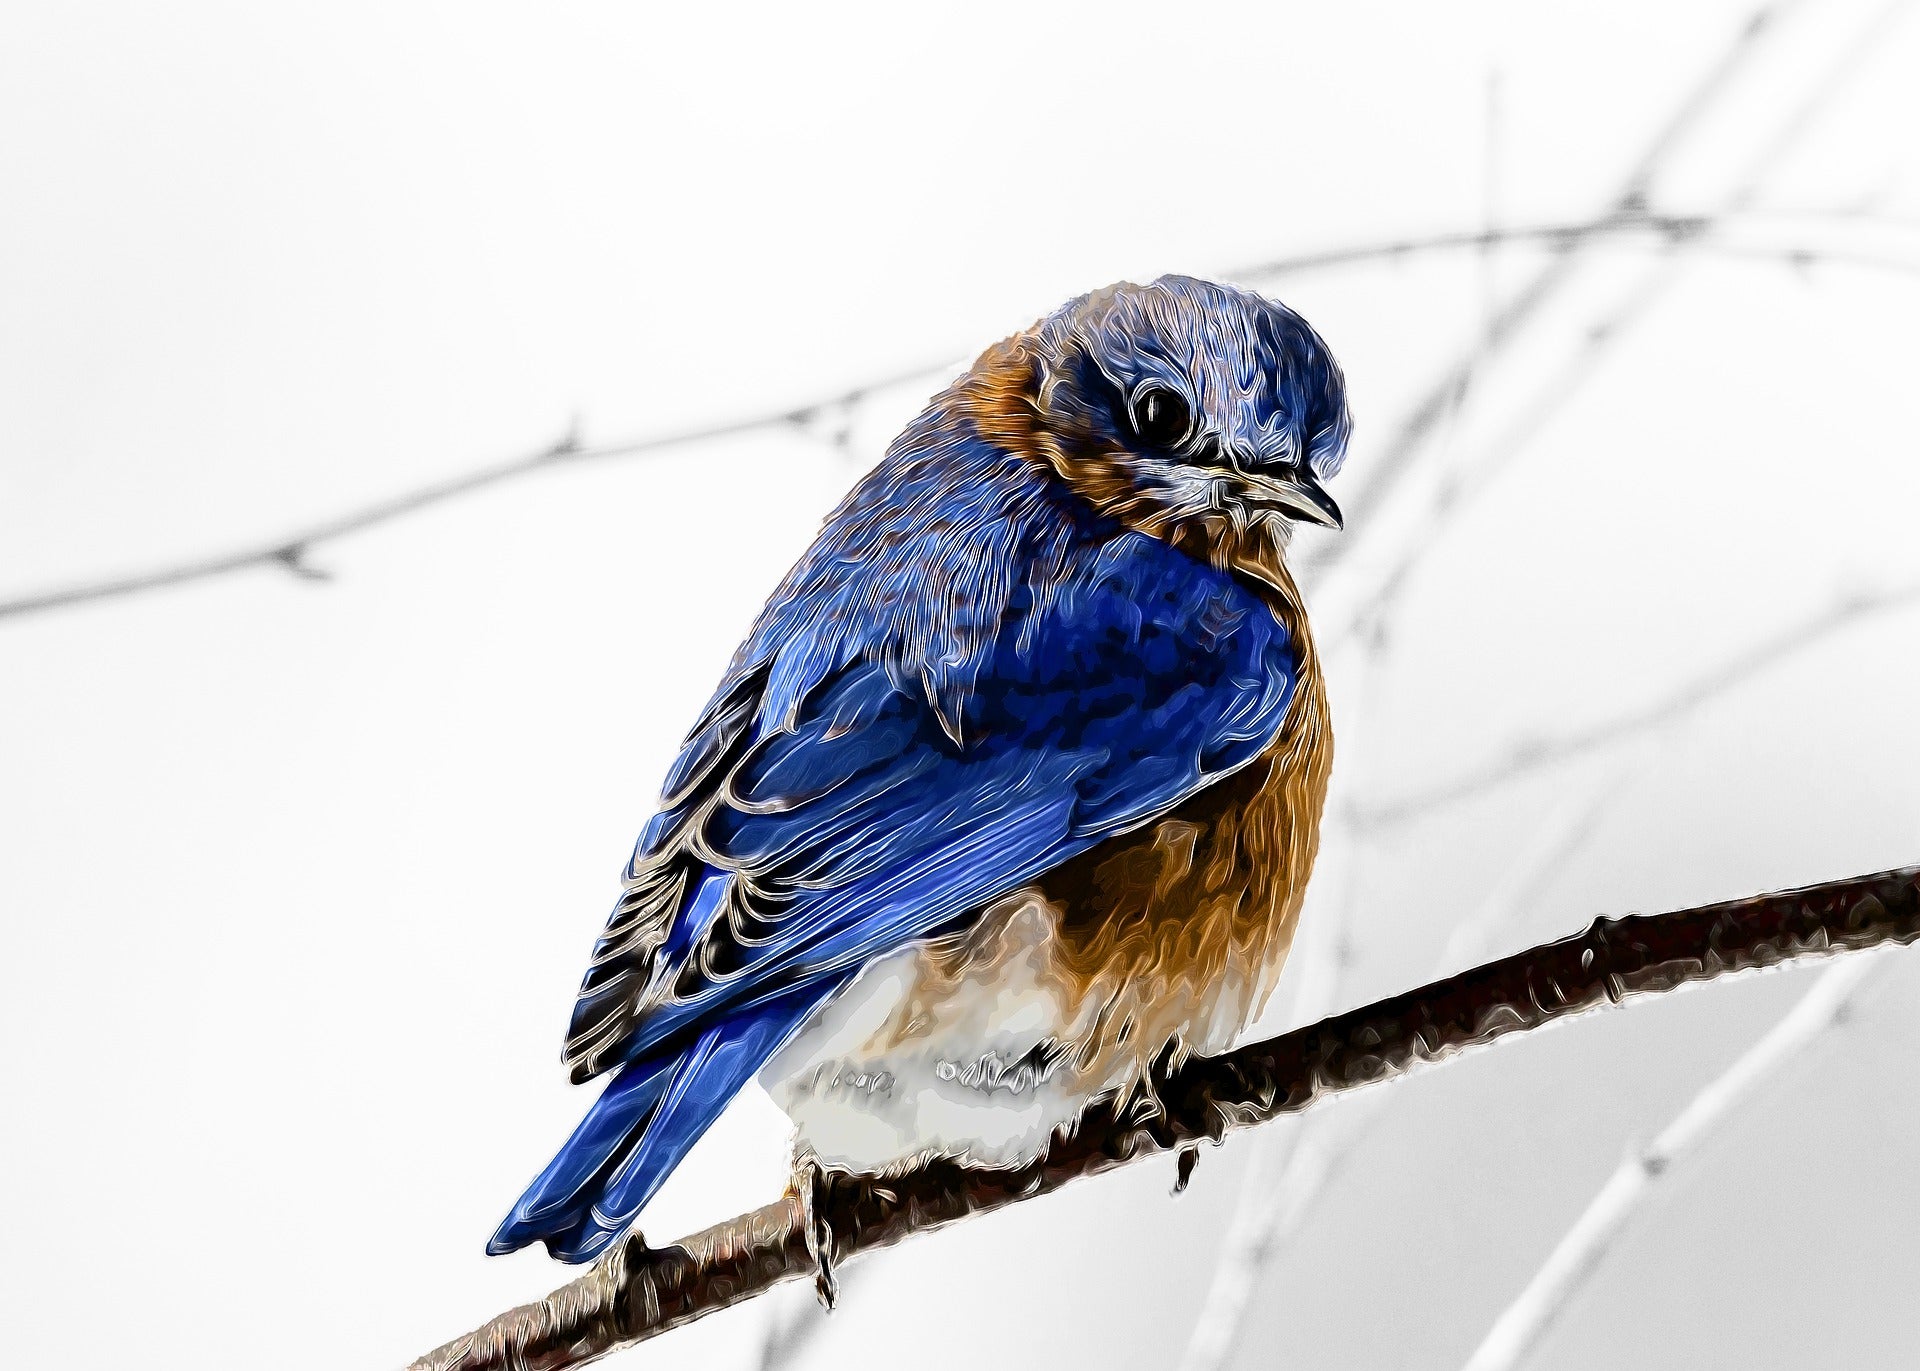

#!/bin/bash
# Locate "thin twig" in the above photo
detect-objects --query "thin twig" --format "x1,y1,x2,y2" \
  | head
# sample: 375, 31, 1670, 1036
1290, 0, 1802, 585
1320, 0, 1915, 638
753, 1262, 864, 1371
1175, 769, 1638, 1371
1229, 209, 1920, 283
0, 368, 942, 622
1171, 26, 1757, 1332
6, 221, 1913, 627
1168, 625, 1396, 1371
406, 864, 1920, 1371
1459, 950, 1894, 1371
1173, 1117, 1350, 1371
1351, 582, 1920, 829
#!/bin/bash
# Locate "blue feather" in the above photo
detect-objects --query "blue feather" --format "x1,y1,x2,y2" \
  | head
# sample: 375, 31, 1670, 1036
490, 976, 847, 1261
505, 449, 1299, 1261
502, 281, 1339, 1260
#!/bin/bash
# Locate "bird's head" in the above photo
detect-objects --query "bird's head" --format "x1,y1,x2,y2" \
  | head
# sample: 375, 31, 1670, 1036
961, 275, 1351, 565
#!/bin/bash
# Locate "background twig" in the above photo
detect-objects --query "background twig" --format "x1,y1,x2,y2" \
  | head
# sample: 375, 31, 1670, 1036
7, 217, 1916, 625
1175, 770, 1636, 1371
1352, 582, 1920, 829
1459, 952, 1893, 1371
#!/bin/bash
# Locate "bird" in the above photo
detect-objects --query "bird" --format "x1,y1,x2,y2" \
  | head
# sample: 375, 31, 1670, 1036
487, 274, 1352, 1267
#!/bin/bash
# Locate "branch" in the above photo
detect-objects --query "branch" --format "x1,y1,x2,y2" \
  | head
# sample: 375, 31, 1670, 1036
5, 215, 1912, 626
1302, 0, 1911, 612
1176, 773, 1636, 1371
406, 864, 1920, 1371
1290, 0, 1797, 585
1229, 210, 1920, 284
1460, 950, 1893, 1371
1352, 582, 1920, 829
0, 371, 941, 622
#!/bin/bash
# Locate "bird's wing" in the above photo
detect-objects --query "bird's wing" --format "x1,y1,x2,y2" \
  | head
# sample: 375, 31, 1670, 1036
562, 530, 1300, 1081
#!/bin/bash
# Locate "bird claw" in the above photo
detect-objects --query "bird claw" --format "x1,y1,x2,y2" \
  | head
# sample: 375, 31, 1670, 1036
1172, 1143, 1200, 1196
799, 1161, 839, 1311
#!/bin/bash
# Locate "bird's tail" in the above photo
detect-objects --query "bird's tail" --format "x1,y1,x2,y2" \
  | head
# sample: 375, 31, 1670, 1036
488, 978, 841, 1263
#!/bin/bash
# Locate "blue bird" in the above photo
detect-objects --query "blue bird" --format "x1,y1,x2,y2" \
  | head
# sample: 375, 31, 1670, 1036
489, 275, 1352, 1264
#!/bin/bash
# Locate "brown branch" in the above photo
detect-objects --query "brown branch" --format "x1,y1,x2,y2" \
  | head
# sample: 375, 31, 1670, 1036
406, 863, 1920, 1371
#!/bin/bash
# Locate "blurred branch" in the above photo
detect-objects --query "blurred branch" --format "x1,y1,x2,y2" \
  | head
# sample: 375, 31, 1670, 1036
0, 370, 940, 622
1292, 0, 1800, 584
407, 864, 1920, 1371
1175, 773, 1635, 1371
753, 1262, 865, 1371
1352, 582, 1920, 830
9, 11, 1909, 635
1230, 208, 1920, 283
1169, 638, 1394, 1371
1460, 950, 1894, 1371
5, 218, 1912, 625
1171, 13, 1858, 1326
1174, 1108, 1351, 1371
1310, 0, 1912, 627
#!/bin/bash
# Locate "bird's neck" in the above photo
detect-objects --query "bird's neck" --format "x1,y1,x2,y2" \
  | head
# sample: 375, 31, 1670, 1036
948, 333, 1311, 619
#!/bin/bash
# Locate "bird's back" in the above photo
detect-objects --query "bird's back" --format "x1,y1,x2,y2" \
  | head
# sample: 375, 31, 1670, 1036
490, 275, 1348, 1262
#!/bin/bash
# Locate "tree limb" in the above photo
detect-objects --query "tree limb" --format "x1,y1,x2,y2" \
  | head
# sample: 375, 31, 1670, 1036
1458, 951, 1892, 1371
406, 863, 1920, 1371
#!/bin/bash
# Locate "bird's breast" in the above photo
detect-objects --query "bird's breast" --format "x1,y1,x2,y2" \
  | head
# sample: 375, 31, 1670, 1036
1035, 605, 1331, 1066
762, 567, 1331, 1176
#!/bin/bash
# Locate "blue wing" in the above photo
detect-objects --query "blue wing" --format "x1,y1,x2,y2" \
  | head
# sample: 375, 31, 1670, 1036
492, 439, 1300, 1261
576, 529, 1298, 1066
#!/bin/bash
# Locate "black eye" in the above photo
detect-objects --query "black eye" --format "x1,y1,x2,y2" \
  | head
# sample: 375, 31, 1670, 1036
1127, 385, 1193, 449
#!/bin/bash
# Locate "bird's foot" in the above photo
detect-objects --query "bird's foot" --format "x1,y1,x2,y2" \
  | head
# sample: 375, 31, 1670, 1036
797, 1160, 839, 1311
1172, 1143, 1201, 1196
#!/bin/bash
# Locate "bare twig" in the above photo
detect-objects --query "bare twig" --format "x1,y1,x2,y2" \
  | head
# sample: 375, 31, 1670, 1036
753, 1263, 864, 1371
6, 221, 1913, 626
1459, 950, 1894, 1371
1320, 0, 1915, 638
1175, 771, 1637, 1371
0, 368, 951, 622
1352, 582, 1920, 829
1291, 1, 1801, 585
1169, 22, 1797, 1334
1167, 626, 1396, 1371
1173, 1115, 1350, 1371
1230, 210, 1920, 284
407, 864, 1920, 1371
0, 8, 1896, 632
1192, 644, 1785, 1356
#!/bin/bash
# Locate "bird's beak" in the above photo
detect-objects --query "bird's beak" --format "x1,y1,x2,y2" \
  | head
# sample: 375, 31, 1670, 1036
1237, 465, 1344, 530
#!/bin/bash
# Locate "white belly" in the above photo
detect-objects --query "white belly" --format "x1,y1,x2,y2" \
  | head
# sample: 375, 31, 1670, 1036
760, 891, 1116, 1173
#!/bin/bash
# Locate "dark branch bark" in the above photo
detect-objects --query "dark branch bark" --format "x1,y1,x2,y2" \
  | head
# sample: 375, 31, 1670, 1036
406, 863, 1920, 1371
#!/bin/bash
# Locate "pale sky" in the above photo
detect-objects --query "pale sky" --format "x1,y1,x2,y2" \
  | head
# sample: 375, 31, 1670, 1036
4, 3, 1919, 1369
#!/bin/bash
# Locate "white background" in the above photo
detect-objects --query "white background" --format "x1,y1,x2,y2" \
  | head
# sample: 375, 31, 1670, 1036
4, 3, 1919, 1368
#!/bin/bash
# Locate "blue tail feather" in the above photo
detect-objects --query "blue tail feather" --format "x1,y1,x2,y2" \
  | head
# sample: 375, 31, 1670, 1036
489, 975, 846, 1263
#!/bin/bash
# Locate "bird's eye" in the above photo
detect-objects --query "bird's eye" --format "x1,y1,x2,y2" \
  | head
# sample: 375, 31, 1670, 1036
1127, 385, 1193, 449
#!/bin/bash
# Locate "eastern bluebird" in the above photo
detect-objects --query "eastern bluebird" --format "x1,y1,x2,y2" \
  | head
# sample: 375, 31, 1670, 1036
489, 275, 1351, 1263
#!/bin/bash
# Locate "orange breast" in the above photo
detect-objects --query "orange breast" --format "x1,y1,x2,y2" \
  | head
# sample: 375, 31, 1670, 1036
1034, 546, 1332, 1069
941, 337, 1334, 1082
